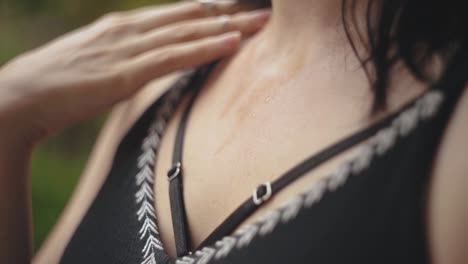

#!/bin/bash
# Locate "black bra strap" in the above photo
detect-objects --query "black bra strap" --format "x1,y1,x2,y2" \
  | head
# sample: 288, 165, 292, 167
199, 50, 468, 251
195, 86, 425, 250
168, 63, 218, 257
167, 52, 467, 256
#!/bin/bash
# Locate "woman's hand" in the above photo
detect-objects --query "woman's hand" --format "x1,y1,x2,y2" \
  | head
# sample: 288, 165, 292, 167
0, 2, 270, 263
0, 0, 270, 149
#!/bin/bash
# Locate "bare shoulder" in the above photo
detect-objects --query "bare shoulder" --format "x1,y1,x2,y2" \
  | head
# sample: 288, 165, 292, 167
32, 72, 184, 264
428, 84, 468, 264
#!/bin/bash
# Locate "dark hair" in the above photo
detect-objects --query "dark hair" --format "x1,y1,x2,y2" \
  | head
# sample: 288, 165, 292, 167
239, 0, 468, 111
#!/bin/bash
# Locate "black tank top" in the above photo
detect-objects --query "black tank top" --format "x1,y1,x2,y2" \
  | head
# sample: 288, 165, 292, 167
60, 58, 467, 264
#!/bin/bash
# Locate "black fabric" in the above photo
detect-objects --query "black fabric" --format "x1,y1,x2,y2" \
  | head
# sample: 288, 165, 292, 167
60, 57, 467, 264
169, 60, 445, 254
193, 82, 442, 251
59, 86, 169, 264
59, 70, 200, 264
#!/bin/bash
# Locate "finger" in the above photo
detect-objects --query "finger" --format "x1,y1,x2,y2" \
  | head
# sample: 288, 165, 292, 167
121, 31, 241, 91
125, 0, 253, 32
124, 9, 271, 57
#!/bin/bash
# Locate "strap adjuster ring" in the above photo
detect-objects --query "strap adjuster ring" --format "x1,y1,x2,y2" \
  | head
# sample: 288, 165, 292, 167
252, 182, 272, 206
167, 162, 182, 182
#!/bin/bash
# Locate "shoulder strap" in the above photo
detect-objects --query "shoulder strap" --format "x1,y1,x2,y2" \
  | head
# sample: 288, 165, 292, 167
197, 51, 468, 250
168, 50, 468, 256
168, 62, 219, 257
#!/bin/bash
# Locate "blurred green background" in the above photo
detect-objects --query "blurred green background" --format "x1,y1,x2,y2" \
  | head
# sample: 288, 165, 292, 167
0, 0, 174, 251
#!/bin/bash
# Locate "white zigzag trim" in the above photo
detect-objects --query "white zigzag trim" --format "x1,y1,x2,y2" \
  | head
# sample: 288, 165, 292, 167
351, 144, 374, 174
281, 196, 303, 223
235, 225, 259, 249
418, 91, 444, 120
214, 237, 237, 259
142, 253, 157, 264
149, 119, 166, 135
176, 256, 196, 264
304, 179, 327, 207
174, 90, 445, 263
257, 211, 281, 236
136, 182, 154, 203
138, 149, 156, 169
135, 73, 194, 264
194, 247, 216, 264
136, 165, 155, 186
142, 132, 161, 151
373, 127, 398, 156
140, 217, 159, 238
326, 163, 350, 192
143, 236, 163, 257
137, 200, 156, 221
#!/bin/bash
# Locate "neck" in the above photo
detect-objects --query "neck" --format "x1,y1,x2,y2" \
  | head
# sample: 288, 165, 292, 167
252, 0, 368, 53
227, 0, 371, 97
269, 0, 343, 36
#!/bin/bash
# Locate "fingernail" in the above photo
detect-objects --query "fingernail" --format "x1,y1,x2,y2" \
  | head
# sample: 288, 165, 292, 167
219, 31, 241, 50
249, 8, 272, 23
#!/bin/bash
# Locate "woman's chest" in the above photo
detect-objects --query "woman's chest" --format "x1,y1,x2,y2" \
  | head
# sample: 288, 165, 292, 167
150, 59, 431, 258
152, 82, 375, 258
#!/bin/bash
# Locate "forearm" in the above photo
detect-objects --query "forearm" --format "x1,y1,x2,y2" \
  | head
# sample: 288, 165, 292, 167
0, 139, 33, 263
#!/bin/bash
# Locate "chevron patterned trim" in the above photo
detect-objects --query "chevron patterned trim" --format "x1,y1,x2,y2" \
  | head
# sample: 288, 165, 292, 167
135, 72, 194, 264
174, 89, 445, 264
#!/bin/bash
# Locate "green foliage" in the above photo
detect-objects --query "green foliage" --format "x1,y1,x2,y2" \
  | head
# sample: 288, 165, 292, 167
31, 146, 88, 249
0, 0, 176, 252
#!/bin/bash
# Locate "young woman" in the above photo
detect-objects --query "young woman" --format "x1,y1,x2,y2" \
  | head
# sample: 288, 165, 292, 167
0, 0, 467, 263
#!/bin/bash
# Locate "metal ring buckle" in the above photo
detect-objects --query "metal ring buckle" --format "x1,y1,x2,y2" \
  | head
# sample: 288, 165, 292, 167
252, 182, 272, 206
167, 162, 182, 182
